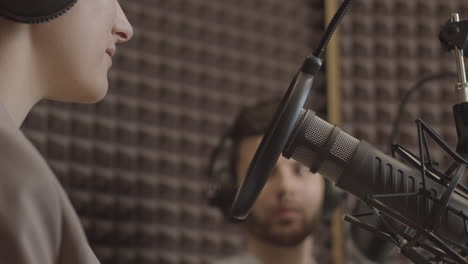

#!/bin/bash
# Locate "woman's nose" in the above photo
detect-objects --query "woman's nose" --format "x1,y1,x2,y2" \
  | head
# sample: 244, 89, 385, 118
113, 3, 134, 43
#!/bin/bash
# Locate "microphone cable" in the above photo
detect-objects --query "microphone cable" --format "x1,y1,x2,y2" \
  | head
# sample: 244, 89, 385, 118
388, 72, 457, 153
313, 0, 352, 59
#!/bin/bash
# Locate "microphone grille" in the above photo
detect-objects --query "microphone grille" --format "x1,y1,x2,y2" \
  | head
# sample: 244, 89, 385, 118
291, 145, 319, 169
317, 160, 344, 183
330, 131, 360, 162
293, 109, 307, 129
285, 110, 360, 184
305, 115, 334, 147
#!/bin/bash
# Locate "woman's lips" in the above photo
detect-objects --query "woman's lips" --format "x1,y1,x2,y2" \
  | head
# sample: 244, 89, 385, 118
106, 48, 116, 57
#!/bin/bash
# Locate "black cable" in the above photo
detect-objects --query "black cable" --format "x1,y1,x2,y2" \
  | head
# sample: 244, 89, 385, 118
313, 0, 352, 59
207, 129, 233, 181
389, 72, 457, 153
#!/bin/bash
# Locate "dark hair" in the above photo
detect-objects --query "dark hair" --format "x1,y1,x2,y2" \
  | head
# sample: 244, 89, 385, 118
229, 97, 282, 182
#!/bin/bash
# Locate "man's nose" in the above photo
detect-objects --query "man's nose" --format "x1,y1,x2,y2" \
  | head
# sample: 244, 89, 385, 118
274, 166, 297, 197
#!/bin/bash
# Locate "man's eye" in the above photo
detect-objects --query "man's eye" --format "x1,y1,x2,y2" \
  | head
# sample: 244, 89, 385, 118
269, 166, 278, 177
294, 164, 309, 176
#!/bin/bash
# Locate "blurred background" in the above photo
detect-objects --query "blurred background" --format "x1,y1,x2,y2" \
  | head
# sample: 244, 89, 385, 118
20, 0, 468, 263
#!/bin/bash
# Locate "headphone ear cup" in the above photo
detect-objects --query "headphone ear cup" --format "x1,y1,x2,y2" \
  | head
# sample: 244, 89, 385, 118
207, 168, 238, 220
322, 179, 347, 220
0, 0, 77, 23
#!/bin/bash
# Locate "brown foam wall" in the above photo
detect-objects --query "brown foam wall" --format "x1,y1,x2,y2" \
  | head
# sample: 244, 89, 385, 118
340, 1, 468, 157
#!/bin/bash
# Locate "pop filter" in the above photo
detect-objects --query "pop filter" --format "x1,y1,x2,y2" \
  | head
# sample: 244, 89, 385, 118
230, 67, 317, 219
230, 0, 353, 220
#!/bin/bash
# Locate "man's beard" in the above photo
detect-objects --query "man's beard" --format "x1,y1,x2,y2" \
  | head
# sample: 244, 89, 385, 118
246, 211, 316, 247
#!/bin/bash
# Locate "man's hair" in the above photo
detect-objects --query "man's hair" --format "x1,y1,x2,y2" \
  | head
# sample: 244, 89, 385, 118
231, 98, 282, 140
229, 97, 281, 181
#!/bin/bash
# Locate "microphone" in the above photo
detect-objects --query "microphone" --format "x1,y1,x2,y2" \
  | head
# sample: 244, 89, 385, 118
230, 4, 468, 263
231, 105, 468, 263
282, 109, 467, 245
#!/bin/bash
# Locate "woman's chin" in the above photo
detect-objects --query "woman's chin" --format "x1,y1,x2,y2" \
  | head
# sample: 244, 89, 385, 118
59, 85, 109, 104
76, 79, 109, 103
47, 76, 109, 104
82, 86, 108, 104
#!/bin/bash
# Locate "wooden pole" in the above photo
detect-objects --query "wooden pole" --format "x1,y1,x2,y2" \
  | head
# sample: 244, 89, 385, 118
324, 0, 344, 264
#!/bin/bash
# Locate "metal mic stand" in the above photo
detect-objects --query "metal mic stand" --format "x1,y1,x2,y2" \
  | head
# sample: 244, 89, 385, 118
444, 14, 468, 160
344, 13, 468, 264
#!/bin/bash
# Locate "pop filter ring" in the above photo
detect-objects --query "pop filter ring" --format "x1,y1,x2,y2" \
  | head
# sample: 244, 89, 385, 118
229, 0, 353, 220
230, 61, 321, 219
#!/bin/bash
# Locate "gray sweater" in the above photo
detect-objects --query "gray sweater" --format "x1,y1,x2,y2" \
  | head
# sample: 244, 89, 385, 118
0, 106, 99, 264
213, 252, 261, 264
213, 251, 320, 264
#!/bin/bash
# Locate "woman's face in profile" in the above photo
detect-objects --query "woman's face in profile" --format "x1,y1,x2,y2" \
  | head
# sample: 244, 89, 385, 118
31, 0, 133, 103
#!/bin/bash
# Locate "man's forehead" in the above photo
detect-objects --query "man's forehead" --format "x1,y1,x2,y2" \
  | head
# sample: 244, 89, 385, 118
276, 155, 303, 167
238, 135, 263, 150
232, 99, 281, 140
238, 136, 303, 166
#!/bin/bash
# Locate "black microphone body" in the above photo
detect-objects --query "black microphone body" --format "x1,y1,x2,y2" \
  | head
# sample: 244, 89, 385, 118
283, 109, 467, 245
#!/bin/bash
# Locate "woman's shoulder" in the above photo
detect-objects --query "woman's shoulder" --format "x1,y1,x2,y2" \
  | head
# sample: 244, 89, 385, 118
0, 120, 58, 193
0, 115, 62, 220
0, 120, 64, 262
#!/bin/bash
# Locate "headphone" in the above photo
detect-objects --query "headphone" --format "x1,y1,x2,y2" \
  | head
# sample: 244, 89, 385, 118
207, 99, 346, 221
0, 0, 77, 23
